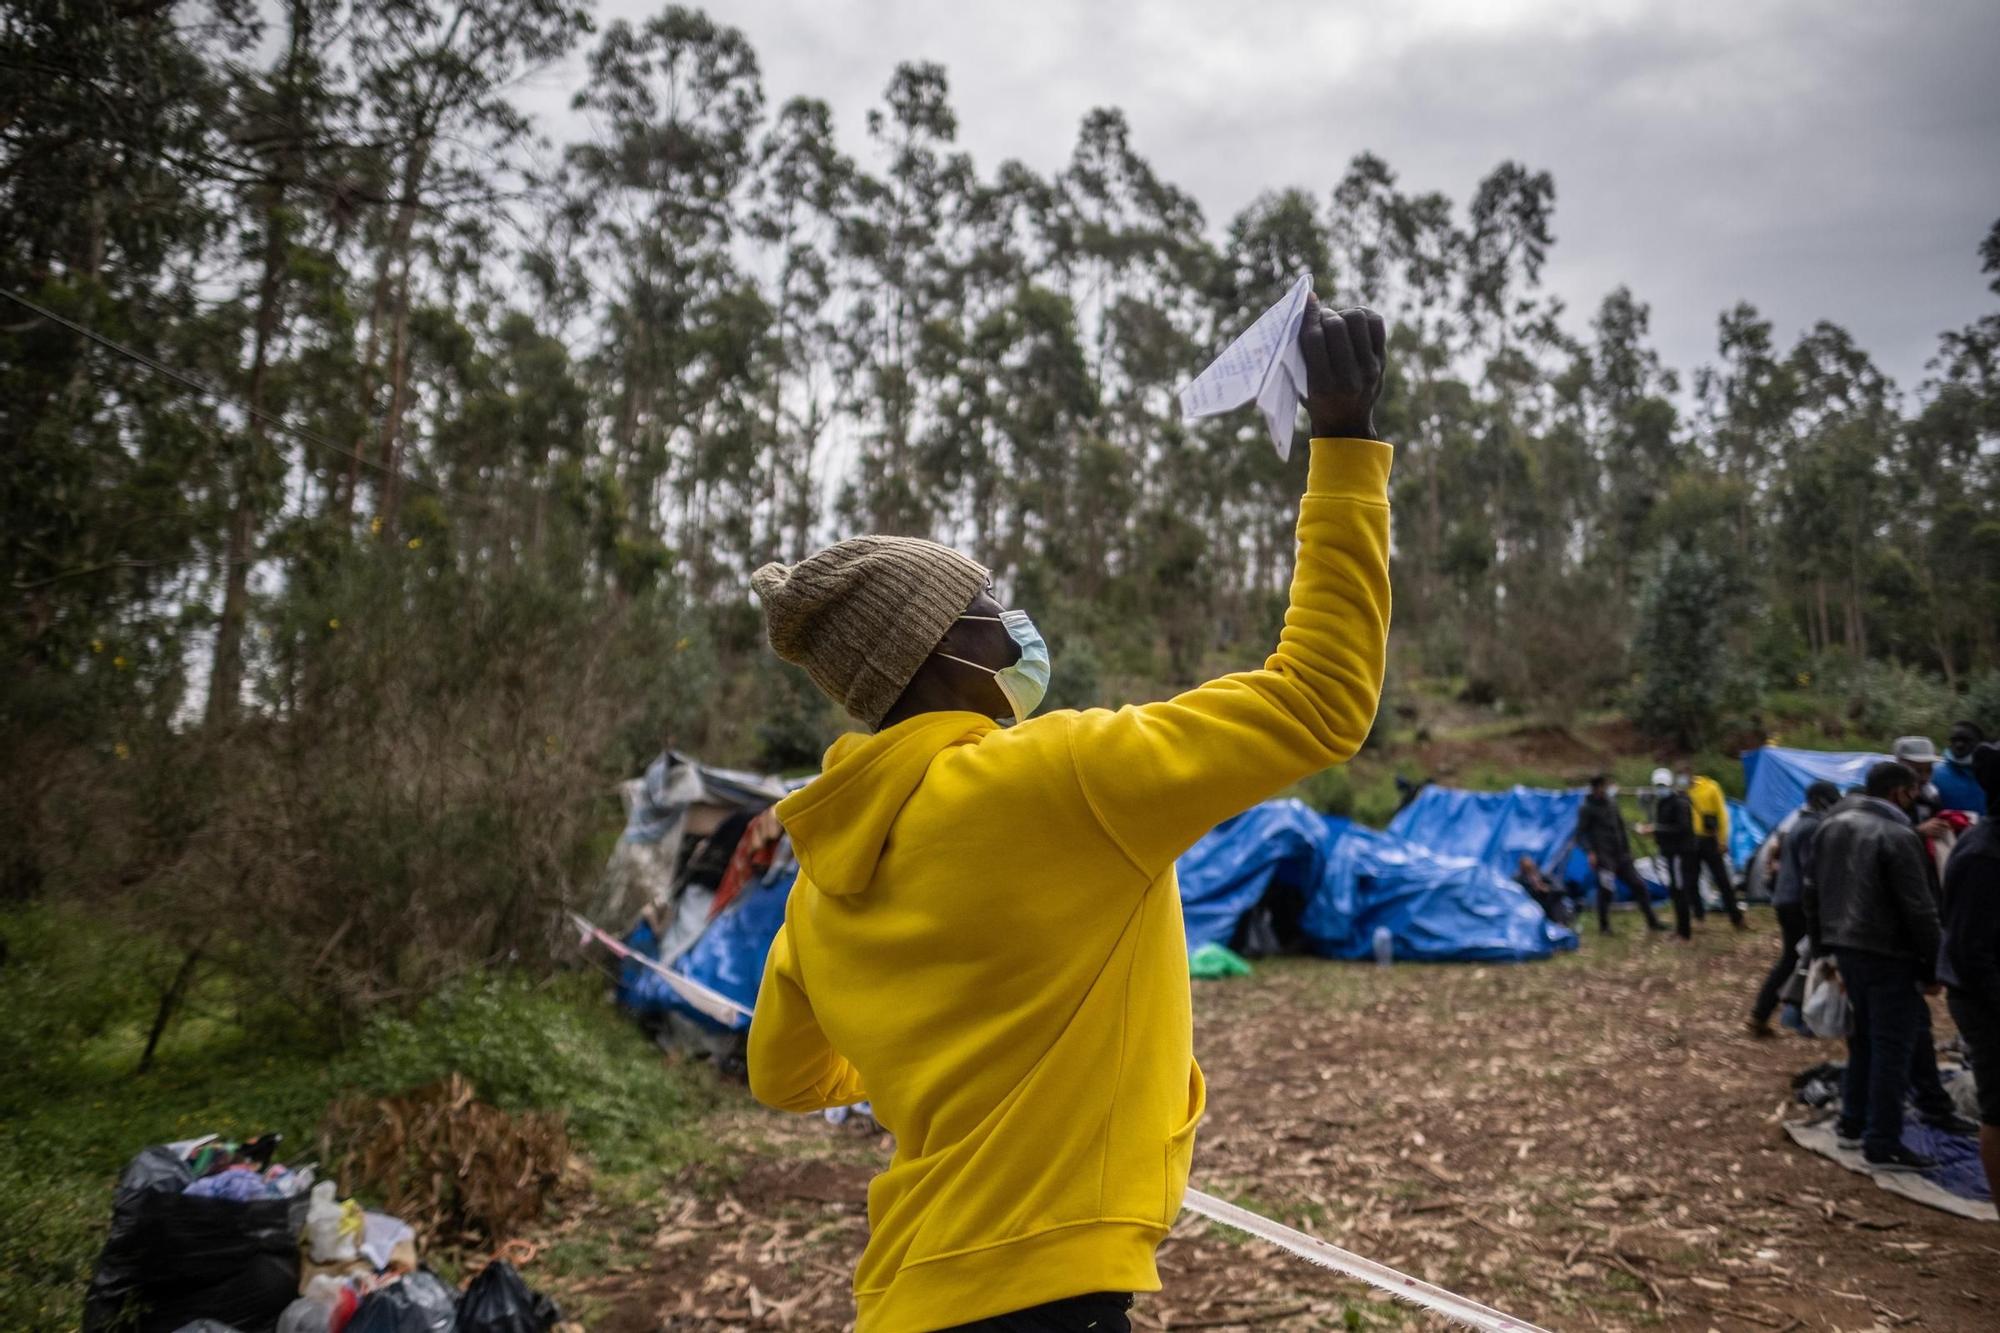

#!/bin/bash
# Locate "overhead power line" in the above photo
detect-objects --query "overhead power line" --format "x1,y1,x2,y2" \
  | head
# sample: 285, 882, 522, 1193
0, 284, 450, 498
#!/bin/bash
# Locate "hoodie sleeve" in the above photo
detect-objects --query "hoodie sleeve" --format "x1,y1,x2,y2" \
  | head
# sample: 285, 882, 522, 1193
1066, 438, 1391, 879
747, 922, 867, 1113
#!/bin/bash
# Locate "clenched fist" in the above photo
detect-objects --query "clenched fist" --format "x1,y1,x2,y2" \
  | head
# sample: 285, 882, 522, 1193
1299, 296, 1386, 440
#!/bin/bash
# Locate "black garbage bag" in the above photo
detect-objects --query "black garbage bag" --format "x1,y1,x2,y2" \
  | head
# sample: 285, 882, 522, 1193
347, 1269, 459, 1333
457, 1260, 560, 1333
84, 1147, 305, 1333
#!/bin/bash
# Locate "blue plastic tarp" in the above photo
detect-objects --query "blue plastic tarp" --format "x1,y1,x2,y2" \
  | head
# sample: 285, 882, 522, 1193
1389, 783, 1767, 896
618, 860, 796, 1030
1727, 797, 1770, 868
1742, 746, 1886, 832
1387, 784, 1657, 898
1179, 800, 1578, 962
1386, 785, 1582, 879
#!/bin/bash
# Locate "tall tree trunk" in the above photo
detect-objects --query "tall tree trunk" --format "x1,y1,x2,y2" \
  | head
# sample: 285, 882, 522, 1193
371, 136, 434, 531
208, 4, 310, 725
338, 246, 394, 521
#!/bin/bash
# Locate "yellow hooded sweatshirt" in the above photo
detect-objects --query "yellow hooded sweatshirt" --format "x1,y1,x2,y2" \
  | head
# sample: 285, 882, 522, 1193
1689, 775, 1730, 843
748, 438, 1393, 1332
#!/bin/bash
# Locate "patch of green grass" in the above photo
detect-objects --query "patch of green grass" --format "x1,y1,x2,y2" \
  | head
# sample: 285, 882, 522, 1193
0, 901, 721, 1331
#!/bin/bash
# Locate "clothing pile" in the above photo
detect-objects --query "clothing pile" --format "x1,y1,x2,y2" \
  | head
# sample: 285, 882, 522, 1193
82, 1135, 559, 1333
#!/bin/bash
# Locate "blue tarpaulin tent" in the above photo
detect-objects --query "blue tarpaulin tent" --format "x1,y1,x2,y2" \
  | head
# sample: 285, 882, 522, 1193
1742, 745, 1887, 831
1179, 800, 1577, 962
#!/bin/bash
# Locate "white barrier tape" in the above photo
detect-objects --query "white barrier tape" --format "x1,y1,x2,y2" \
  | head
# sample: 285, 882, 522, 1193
1181, 1188, 1553, 1333
569, 911, 753, 1027
570, 912, 1549, 1328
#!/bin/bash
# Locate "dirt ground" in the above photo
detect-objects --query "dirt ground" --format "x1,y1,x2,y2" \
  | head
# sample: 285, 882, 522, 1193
540, 914, 2000, 1331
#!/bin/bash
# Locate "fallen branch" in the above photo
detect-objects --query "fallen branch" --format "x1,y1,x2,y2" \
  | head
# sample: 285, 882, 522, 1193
1592, 1250, 1667, 1308
1682, 1297, 1785, 1328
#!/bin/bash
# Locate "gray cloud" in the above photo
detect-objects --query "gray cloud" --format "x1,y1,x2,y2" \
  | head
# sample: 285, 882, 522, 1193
531, 0, 2000, 390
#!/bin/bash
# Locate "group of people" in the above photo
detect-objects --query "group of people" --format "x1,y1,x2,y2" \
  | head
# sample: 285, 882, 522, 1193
1565, 768, 1741, 938
1746, 725, 1998, 1195
1551, 727, 1999, 1194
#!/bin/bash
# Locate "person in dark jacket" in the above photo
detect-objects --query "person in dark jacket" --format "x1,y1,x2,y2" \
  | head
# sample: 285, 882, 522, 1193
1645, 767, 1699, 938
1748, 781, 1840, 1036
1576, 774, 1665, 937
1941, 743, 2000, 1201
1804, 762, 1951, 1170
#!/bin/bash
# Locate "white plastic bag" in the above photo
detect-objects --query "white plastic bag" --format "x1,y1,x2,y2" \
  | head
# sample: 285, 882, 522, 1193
1802, 956, 1849, 1039
304, 1181, 358, 1263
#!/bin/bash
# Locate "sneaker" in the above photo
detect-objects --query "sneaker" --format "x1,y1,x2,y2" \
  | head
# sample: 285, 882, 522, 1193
1646, 921, 1668, 933
1863, 1144, 1938, 1173
1835, 1125, 1864, 1150
1745, 1018, 1774, 1039
1921, 1111, 1980, 1136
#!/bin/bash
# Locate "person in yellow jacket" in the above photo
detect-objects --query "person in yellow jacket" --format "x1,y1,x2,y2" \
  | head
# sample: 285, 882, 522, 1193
744, 297, 1392, 1333
1683, 771, 1746, 929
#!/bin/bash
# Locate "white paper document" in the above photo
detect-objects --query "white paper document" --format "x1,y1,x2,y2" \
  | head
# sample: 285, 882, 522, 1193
1177, 271, 1313, 460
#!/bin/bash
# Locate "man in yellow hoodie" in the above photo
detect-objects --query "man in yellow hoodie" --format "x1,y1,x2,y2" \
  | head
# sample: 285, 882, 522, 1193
1684, 771, 1746, 930
745, 297, 1392, 1333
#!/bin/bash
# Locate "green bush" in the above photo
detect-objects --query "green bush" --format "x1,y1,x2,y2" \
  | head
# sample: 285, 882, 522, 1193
1827, 656, 1962, 742
1962, 669, 2000, 737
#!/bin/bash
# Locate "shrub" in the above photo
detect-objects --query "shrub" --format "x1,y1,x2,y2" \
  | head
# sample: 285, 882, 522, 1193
1962, 668, 2000, 738
1833, 657, 1961, 742
1631, 545, 1730, 748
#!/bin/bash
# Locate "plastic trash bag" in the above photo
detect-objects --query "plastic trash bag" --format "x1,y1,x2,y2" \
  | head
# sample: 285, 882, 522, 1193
458, 1260, 561, 1333
1802, 956, 1849, 1039
174, 1323, 250, 1333
85, 1147, 305, 1333
276, 1276, 360, 1333
347, 1270, 459, 1333
274, 1297, 332, 1333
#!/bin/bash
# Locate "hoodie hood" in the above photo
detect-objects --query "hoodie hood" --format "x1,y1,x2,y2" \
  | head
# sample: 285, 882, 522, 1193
775, 711, 994, 895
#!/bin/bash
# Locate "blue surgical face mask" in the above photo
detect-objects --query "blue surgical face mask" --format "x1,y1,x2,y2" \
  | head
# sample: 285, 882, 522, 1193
938, 609, 1051, 722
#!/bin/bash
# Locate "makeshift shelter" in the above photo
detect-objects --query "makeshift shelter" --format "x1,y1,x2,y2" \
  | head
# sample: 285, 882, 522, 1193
617, 856, 793, 1032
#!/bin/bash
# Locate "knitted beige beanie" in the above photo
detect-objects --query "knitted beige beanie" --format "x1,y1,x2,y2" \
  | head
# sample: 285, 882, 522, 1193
751, 536, 990, 728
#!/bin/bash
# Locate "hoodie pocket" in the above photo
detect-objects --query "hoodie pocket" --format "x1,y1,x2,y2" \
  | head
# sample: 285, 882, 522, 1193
1163, 1063, 1208, 1221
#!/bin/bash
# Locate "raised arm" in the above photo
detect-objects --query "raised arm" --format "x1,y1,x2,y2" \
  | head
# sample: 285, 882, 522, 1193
1067, 301, 1391, 878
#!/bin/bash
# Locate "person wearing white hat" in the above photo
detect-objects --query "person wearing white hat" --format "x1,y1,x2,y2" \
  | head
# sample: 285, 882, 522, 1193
1891, 735, 1950, 839
1641, 767, 1698, 940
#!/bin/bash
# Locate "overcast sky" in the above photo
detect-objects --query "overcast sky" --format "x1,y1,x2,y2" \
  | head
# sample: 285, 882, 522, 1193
522, 0, 2000, 394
